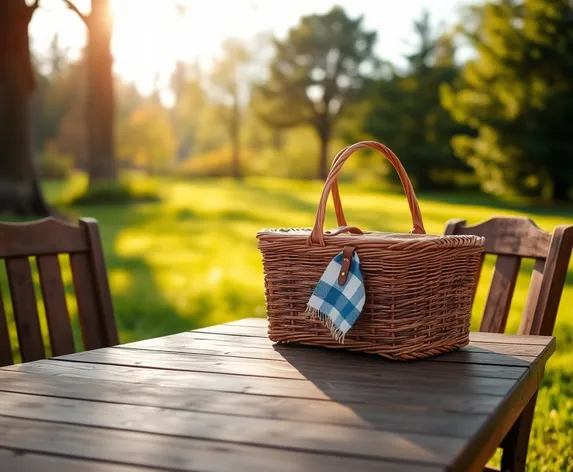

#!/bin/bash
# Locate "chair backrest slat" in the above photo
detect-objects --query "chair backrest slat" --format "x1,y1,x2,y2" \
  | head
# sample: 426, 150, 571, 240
0, 217, 118, 365
0, 287, 14, 366
36, 254, 75, 356
70, 252, 105, 351
0, 218, 89, 258
82, 220, 119, 346
445, 217, 573, 336
520, 258, 545, 335
6, 257, 45, 362
480, 255, 521, 333
523, 225, 573, 336
447, 217, 552, 258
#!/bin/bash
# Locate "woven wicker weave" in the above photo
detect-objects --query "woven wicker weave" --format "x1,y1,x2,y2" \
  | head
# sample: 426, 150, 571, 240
257, 141, 484, 360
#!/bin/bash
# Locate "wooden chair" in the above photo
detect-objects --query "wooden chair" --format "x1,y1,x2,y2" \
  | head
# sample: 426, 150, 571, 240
445, 217, 573, 472
0, 217, 118, 366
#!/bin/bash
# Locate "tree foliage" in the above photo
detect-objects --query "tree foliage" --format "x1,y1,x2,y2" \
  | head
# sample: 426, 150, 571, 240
363, 12, 470, 190
210, 39, 251, 179
442, 0, 573, 201
117, 104, 176, 173
256, 6, 378, 179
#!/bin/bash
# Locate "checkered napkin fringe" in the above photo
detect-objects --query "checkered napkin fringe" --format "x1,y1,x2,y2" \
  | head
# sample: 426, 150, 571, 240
306, 251, 366, 343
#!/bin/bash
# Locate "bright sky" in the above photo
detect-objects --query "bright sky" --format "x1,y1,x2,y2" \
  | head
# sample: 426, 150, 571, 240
30, 0, 468, 100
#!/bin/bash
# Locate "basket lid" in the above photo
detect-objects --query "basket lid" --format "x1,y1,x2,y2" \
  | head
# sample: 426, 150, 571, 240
257, 228, 484, 245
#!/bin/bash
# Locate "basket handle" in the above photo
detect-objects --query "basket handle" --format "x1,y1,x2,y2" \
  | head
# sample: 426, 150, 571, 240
308, 141, 426, 246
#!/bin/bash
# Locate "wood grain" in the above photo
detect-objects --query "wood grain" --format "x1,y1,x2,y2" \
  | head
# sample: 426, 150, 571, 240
81, 219, 118, 346
1, 360, 513, 409
0, 448, 149, 472
0, 417, 442, 472
36, 255, 75, 356
480, 255, 521, 333
120, 337, 534, 378
6, 257, 44, 362
0, 374, 489, 434
0, 391, 468, 462
69, 253, 104, 351
0, 286, 14, 366
54, 347, 526, 390
0, 217, 89, 258
0, 320, 557, 472
444, 217, 552, 258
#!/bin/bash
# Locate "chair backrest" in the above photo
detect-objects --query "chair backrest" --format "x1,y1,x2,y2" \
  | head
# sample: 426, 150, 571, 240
0, 217, 118, 366
445, 217, 573, 336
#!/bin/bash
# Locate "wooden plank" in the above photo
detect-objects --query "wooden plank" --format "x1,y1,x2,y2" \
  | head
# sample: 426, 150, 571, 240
1, 361, 512, 410
53, 348, 520, 394
195, 323, 269, 337
225, 317, 267, 326
69, 253, 104, 350
225, 317, 267, 327
522, 224, 573, 336
0, 417, 443, 472
0, 370, 504, 416
0, 448, 149, 472
167, 331, 541, 368
120, 338, 529, 379
0, 285, 14, 366
215, 320, 556, 347
0, 374, 488, 435
80, 219, 118, 346
130, 330, 549, 358
427, 351, 534, 368
480, 255, 521, 333
468, 332, 554, 346
0, 390, 468, 462
56, 348, 524, 395
6, 257, 45, 362
446, 217, 552, 258
0, 218, 89, 258
519, 258, 545, 335
36, 255, 75, 356
449, 371, 540, 472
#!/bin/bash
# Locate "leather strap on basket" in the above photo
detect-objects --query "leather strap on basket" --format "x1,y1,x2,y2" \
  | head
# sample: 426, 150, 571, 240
325, 226, 364, 236
308, 141, 426, 246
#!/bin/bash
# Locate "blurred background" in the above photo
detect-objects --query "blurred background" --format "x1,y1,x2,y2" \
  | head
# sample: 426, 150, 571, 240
1, 1, 572, 469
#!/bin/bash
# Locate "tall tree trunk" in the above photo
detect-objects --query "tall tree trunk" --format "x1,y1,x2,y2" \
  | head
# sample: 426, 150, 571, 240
317, 124, 331, 180
0, 1, 50, 217
85, 0, 117, 185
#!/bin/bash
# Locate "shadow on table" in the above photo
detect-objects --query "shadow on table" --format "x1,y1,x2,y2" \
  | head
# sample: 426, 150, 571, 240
271, 341, 528, 439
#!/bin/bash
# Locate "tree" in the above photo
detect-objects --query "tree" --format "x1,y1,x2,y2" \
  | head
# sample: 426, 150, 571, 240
363, 12, 469, 190
0, 0, 51, 216
64, 0, 117, 185
170, 61, 206, 162
256, 6, 378, 179
210, 40, 251, 179
117, 104, 176, 174
442, 0, 573, 201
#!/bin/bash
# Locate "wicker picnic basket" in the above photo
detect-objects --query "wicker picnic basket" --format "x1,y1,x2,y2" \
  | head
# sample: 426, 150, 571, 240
257, 141, 485, 360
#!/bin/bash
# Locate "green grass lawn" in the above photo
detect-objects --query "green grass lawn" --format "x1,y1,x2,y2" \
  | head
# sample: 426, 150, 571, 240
6, 177, 573, 470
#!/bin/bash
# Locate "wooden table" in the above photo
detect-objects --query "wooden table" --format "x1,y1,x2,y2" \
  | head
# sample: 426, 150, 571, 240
0, 318, 555, 472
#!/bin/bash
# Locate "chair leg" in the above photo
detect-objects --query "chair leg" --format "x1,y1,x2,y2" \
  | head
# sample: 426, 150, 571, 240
500, 392, 538, 472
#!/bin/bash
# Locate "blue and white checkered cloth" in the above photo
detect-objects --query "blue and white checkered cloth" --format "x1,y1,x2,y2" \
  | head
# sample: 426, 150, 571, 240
306, 250, 366, 343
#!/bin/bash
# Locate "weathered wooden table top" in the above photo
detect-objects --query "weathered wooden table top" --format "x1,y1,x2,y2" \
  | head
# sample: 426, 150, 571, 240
0, 318, 555, 472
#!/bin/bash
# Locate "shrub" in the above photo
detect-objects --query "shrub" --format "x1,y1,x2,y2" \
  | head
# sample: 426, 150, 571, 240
39, 152, 73, 180
62, 177, 162, 206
